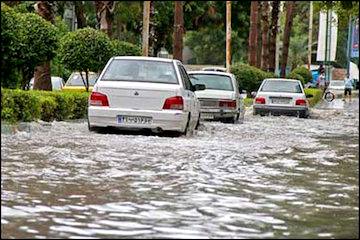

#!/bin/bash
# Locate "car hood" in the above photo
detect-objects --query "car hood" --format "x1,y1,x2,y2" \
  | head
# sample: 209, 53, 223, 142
195, 89, 235, 99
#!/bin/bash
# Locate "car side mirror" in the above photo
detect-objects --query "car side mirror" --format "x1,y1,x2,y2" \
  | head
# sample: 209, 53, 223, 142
193, 84, 206, 91
306, 94, 313, 98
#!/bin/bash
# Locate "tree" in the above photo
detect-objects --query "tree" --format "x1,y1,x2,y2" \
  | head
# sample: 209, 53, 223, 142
261, 1, 270, 71
95, 1, 115, 38
33, 1, 55, 91
74, 1, 87, 29
256, 1, 262, 68
248, 1, 258, 66
280, 1, 296, 78
173, 1, 184, 61
268, 1, 280, 73
58, 28, 113, 92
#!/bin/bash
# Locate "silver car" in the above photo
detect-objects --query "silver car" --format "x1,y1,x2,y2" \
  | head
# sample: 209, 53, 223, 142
188, 71, 244, 123
253, 78, 310, 118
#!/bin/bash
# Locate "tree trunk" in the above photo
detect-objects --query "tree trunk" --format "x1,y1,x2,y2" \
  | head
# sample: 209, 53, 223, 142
95, 1, 115, 38
173, 1, 184, 61
261, 1, 270, 71
268, 1, 280, 73
280, 1, 296, 78
33, 1, 54, 91
149, 1, 156, 57
74, 1, 87, 29
256, 1, 262, 69
248, 1, 258, 66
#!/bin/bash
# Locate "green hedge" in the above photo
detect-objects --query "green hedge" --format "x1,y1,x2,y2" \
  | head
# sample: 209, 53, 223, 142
290, 66, 312, 84
287, 72, 305, 86
230, 63, 275, 94
304, 88, 322, 107
1, 89, 90, 123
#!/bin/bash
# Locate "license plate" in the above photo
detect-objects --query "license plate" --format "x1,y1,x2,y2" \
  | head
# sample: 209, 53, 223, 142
272, 98, 290, 104
201, 113, 214, 119
117, 115, 152, 124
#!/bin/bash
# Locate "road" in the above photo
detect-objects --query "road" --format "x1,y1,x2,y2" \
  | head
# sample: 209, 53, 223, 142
1, 98, 358, 238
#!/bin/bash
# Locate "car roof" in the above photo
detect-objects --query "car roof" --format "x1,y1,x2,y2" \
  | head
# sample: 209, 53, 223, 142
264, 78, 301, 83
112, 56, 175, 63
188, 70, 233, 77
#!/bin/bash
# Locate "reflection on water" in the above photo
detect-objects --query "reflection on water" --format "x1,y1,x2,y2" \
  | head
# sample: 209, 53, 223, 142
1, 101, 359, 238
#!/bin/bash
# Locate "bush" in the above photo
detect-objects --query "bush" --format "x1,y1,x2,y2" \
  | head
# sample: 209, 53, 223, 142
1, 89, 90, 123
1, 4, 59, 88
230, 63, 275, 93
304, 88, 322, 107
58, 28, 113, 91
111, 40, 141, 56
287, 72, 305, 86
290, 66, 312, 84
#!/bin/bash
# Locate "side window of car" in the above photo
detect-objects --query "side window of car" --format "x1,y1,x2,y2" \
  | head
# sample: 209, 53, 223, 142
178, 64, 192, 90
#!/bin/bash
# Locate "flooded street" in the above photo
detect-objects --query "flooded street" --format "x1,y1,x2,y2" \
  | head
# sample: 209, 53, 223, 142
1, 99, 359, 239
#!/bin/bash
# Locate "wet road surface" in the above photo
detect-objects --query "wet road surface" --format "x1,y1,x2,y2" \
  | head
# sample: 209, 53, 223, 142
1, 99, 359, 238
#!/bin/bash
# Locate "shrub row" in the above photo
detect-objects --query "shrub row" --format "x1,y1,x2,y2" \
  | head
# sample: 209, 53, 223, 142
1, 89, 89, 123
287, 66, 313, 85
304, 88, 323, 107
230, 63, 275, 94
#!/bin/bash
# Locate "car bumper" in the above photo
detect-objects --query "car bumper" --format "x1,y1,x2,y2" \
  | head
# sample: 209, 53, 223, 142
88, 106, 188, 132
253, 105, 309, 116
200, 108, 239, 120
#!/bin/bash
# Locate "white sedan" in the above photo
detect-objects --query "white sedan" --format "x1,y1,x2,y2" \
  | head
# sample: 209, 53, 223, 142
253, 78, 310, 118
328, 80, 345, 91
88, 56, 205, 135
188, 71, 244, 123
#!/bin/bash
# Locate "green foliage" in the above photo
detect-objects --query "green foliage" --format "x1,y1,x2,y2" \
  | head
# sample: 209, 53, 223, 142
1, 4, 22, 87
58, 28, 113, 73
185, 28, 244, 65
230, 63, 275, 93
111, 40, 141, 56
1, 89, 90, 123
304, 88, 323, 107
287, 72, 305, 85
17, 13, 59, 69
290, 66, 313, 84
1, 4, 59, 88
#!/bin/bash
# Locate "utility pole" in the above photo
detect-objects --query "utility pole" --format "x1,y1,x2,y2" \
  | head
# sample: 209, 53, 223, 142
226, 1, 231, 73
173, 1, 184, 61
307, 1, 313, 70
142, 1, 151, 56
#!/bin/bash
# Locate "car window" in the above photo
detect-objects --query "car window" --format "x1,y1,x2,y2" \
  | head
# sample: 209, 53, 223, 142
67, 73, 98, 86
260, 80, 303, 93
177, 64, 192, 90
189, 74, 233, 91
51, 78, 63, 90
101, 59, 178, 84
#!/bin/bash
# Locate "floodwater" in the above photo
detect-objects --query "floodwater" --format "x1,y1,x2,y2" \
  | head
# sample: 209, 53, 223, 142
1, 99, 359, 239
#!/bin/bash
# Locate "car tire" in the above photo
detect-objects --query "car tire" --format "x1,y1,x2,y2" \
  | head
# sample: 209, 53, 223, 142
87, 117, 97, 132
299, 110, 308, 119
182, 113, 191, 136
253, 109, 258, 115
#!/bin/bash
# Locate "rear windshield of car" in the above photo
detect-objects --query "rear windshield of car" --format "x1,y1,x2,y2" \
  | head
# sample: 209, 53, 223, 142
330, 81, 344, 86
189, 74, 234, 91
101, 59, 178, 84
260, 80, 303, 93
66, 73, 98, 86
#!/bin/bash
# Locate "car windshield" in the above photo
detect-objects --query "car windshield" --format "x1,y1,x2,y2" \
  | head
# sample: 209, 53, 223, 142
101, 59, 178, 84
330, 81, 344, 86
51, 78, 63, 90
66, 73, 98, 86
189, 74, 234, 91
260, 80, 303, 93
